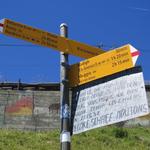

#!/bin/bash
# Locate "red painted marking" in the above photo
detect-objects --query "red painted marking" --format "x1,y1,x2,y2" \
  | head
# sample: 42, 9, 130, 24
6, 97, 33, 114
0, 23, 3, 27
131, 51, 140, 57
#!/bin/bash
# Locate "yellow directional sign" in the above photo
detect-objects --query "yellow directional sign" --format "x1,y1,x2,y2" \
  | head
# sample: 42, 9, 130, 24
69, 44, 138, 87
0, 18, 104, 59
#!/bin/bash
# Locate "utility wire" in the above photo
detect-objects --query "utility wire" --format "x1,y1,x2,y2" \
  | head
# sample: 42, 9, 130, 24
0, 44, 40, 47
0, 43, 149, 52
96, 44, 150, 52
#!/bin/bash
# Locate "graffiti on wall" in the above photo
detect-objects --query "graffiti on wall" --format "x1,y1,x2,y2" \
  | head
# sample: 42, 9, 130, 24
6, 96, 33, 116
48, 103, 60, 114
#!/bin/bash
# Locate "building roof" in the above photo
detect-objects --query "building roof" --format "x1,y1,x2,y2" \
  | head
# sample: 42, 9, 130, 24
0, 82, 60, 91
0, 81, 150, 91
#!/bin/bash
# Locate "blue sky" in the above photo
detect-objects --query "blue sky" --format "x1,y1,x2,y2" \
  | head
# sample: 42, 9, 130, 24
0, 0, 149, 83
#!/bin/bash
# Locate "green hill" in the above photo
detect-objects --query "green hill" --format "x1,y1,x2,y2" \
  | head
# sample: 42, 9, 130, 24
0, 126, 150, 150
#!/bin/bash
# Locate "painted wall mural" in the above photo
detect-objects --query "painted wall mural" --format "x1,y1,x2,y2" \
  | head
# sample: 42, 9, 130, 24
6, 96, 33, 116
0, 91, 60, 130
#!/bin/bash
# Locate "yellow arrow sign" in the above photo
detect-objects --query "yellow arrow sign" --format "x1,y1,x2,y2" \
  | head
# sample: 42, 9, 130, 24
0, 18, 104, 59
69, 44, 139, 87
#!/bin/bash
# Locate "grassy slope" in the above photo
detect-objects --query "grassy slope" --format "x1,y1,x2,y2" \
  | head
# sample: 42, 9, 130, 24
0, 126, 150, 150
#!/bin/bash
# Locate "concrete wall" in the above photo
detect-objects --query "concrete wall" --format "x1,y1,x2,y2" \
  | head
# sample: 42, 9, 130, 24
0, 90, 60, 131
0, 88, 149, 131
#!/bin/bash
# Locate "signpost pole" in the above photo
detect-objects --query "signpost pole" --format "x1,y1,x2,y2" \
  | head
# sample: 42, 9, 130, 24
60, 23, 70, 150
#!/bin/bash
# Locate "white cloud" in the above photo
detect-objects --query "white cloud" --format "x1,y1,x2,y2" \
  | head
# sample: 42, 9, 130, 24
129, 7, 150, 12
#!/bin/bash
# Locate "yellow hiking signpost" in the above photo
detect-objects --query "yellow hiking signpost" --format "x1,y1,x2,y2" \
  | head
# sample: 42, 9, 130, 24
69, 44, 139, 87
0, 18, 147, 150
0, 18, 104, 59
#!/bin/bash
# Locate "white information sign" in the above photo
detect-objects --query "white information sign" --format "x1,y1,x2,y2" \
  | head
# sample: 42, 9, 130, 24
72, 71, 149, 134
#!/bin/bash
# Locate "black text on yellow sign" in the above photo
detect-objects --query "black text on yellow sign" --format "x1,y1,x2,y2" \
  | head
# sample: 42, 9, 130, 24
69, 44, 135, 87
1, 18, 105, 59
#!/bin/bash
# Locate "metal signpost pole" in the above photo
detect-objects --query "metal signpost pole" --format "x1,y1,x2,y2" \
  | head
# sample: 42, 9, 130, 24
60, 23, 71, 150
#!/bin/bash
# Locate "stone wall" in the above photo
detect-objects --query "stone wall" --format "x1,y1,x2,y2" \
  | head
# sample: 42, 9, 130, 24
0, 90, 60, 131
0, 87, 149, 131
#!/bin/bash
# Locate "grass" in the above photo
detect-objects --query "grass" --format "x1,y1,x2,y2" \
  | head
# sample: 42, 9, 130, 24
0, 126, 150, 150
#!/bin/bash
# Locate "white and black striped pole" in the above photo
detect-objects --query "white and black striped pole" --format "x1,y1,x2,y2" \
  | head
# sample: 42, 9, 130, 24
60, 23, 71, 150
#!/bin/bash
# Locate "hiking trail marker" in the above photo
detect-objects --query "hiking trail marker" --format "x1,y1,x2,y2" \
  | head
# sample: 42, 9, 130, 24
0, 17, 146, 150
0, 18, 104, 59
69, 44, 140, 87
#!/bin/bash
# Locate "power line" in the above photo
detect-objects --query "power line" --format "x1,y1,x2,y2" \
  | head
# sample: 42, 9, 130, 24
96, 44, 150, 52
0, 43, 149, 52
0, 44, 40, 47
